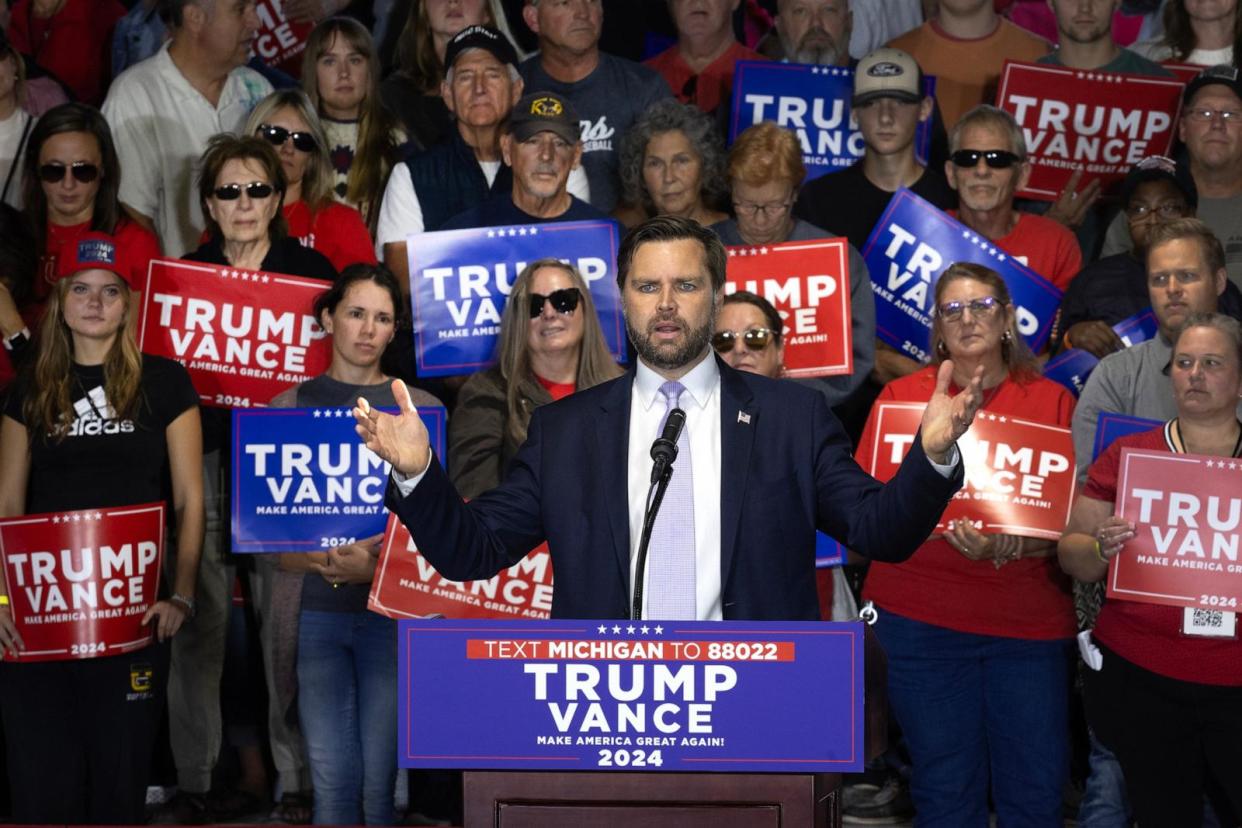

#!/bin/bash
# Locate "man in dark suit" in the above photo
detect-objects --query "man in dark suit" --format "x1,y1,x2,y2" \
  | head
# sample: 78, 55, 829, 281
354, 217, 983, 620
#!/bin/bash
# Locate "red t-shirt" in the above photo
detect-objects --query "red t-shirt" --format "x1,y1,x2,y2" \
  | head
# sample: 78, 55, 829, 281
950, 210, 1082, 293
9, 0, 125, 106
284, 200, 377, 274
859, 365, 1077, 639
38, 218, 160, 303
535, 374, 576, 401
1084, 425, 1242, 686
645, 40, 768, 114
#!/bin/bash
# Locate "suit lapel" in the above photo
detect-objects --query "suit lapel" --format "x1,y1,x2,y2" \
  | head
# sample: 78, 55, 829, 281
596, 372, 634, 595
718, 358, 756, 589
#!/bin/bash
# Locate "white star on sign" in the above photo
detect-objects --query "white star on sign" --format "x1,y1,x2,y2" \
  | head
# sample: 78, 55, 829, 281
654, 625, 664, 634
597, 624, 607, 634
626, 625, 636, 634
640, 625, 649, 634
612, 625, 621, 634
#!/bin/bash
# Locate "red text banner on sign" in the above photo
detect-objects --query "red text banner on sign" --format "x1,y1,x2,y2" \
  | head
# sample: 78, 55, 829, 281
995, 60, 1185, 201
862, 402, 1076, 539
0, 503, 165, 662
368, 512, 553, 620
138, 258, 332, 408
1109, 448, 1242, 611
724, 238, 853, 378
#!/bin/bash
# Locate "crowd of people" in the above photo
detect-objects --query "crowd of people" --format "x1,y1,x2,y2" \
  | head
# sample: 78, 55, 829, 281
0, 0, 1238, 825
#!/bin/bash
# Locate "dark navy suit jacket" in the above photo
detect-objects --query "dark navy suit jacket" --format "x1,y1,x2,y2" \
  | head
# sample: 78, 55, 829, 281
387, 357, 963, 620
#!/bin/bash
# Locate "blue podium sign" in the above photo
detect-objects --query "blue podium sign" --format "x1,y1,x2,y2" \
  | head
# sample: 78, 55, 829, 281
399, 618, 865, 772
407, 221, 625, 377
231, 405, 446, 552
728, 61, 934, 180
861, 189, 1063, 359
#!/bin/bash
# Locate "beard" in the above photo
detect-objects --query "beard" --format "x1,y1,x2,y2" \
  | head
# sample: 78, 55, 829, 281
784, 26, 841, 66
627, 312, 714, 372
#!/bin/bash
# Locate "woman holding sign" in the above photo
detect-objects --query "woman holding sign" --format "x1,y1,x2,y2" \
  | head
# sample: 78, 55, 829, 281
0, 232, 204, 823
1059, 313, 1242, 826
856, 262, 1076, 826
269, 263, 442, 826
449, 257, 622, 497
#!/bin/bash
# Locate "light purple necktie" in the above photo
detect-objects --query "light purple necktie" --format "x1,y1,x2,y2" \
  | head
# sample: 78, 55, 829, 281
646, 380, 697, 620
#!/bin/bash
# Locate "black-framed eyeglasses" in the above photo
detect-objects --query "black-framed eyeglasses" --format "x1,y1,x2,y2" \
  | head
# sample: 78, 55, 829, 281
39, 162, 99, 184
528, 287, 581, 318
733, 200, 792, 219
213, 182, 275, 200
1125, 201, 1187, 220
257, 124, 317, 153
937, 296, 1000, 322
949, 149, 1022, 169
711, 328, 776, 352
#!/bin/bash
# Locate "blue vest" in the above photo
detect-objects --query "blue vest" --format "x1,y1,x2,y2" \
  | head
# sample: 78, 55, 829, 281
405, 129, 512, 232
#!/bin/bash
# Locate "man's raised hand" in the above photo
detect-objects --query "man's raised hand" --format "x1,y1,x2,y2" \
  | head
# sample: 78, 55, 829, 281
353, 379, 431, 476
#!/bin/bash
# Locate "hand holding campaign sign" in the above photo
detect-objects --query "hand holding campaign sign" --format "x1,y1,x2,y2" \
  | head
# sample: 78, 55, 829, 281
862, 189, 1063, 358
724, 239, 853, 377
0, 504, 164, 662
996, 61, 1185, 200
232, 406, 446, 552
399, 618, 865, 772
728, 62, 934, 180
138, 258, 332, 408
1044, 310, 1159, 396
368, 513, 553, 620
862, 403, 1076, 539
408, 221, 625, 377
1109, 448, 1242, 611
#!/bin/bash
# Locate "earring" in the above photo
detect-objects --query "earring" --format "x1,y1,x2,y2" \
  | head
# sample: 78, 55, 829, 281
936, 340, 949, 358
1002, 330, 1012, 344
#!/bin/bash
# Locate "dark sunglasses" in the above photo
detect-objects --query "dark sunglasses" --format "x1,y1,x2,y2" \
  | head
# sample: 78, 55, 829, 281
528, 287, 581, 318
949, 149, 1022, 169
711, 328, 775, 352
213, 182, 275, 200
39, 162, 99, 184
257, 124, 317, 153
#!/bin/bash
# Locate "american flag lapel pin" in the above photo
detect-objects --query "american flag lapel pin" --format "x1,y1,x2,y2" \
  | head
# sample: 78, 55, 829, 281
737, 410, 751, 425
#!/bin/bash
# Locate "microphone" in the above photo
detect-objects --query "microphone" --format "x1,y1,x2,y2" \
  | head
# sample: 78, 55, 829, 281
649, 408, 686, 484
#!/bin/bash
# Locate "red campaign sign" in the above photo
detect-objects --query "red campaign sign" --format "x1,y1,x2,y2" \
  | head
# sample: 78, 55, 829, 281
0, 504, 165, 663
252, 0, 314, 78
1164, 63, 1203, 86
861, 403, 1076, 539
1108, 448, 1242, 611
724, 239, 853, 378
138, 258, 332, 408
995, 60, 1185, 201
368, 512, 553, 620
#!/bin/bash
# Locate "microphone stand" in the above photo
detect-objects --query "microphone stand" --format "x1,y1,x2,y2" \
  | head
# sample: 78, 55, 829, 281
631, 460, 676, 621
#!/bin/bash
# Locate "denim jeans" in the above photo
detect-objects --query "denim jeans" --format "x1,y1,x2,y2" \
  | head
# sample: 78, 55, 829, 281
297, 610, 398, 825
1077, 728, 1131, 828
873, 609, 1072, 828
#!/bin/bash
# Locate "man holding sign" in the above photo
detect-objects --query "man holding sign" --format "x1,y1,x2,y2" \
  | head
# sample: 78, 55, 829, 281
356, 216, 982, 622
1059, 313, 1242, 827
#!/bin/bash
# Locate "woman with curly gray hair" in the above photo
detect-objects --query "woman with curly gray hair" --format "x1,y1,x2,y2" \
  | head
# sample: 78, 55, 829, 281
617, 98, 729, 228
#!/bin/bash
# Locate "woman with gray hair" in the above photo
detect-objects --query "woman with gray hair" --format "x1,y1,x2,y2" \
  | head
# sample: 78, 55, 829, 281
245, 89, 377, 274
617, 98, 729, 228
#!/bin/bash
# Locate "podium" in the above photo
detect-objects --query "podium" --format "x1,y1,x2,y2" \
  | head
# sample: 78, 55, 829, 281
399, 619, 883, 828
462, 770, 840, 826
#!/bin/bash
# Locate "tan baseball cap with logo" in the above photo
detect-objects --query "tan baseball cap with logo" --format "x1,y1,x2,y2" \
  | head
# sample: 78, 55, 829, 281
853, 48, 924, 106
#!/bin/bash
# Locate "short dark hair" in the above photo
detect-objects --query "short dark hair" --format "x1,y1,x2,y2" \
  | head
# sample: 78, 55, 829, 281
616, 215, 727, 293
197, 134, 288, 242
314, 263, 407, 329
1145, 217, 1226, 275
720, 290, 783, 346
159, 0, 199, 28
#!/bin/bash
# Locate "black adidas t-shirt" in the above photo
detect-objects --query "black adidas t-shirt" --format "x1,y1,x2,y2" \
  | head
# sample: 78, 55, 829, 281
5, 355, 200, 514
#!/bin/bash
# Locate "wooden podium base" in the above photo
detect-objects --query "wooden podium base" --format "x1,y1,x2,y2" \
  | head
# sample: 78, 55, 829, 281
463, 770, 842, 827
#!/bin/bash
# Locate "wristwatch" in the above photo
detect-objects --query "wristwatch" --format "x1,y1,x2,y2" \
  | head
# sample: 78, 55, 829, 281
170, 593, 196, 617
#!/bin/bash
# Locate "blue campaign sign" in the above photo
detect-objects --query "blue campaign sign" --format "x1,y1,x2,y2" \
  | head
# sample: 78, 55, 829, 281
407, 221, 626, 377
1091, 412, 1162, 462
398, 618, 865, 772
231, 405, 447, 552
816, 531, 845, 568
1044, 310, 1159, 396
729, 61, 935, 180
861, 189, 1063, 360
